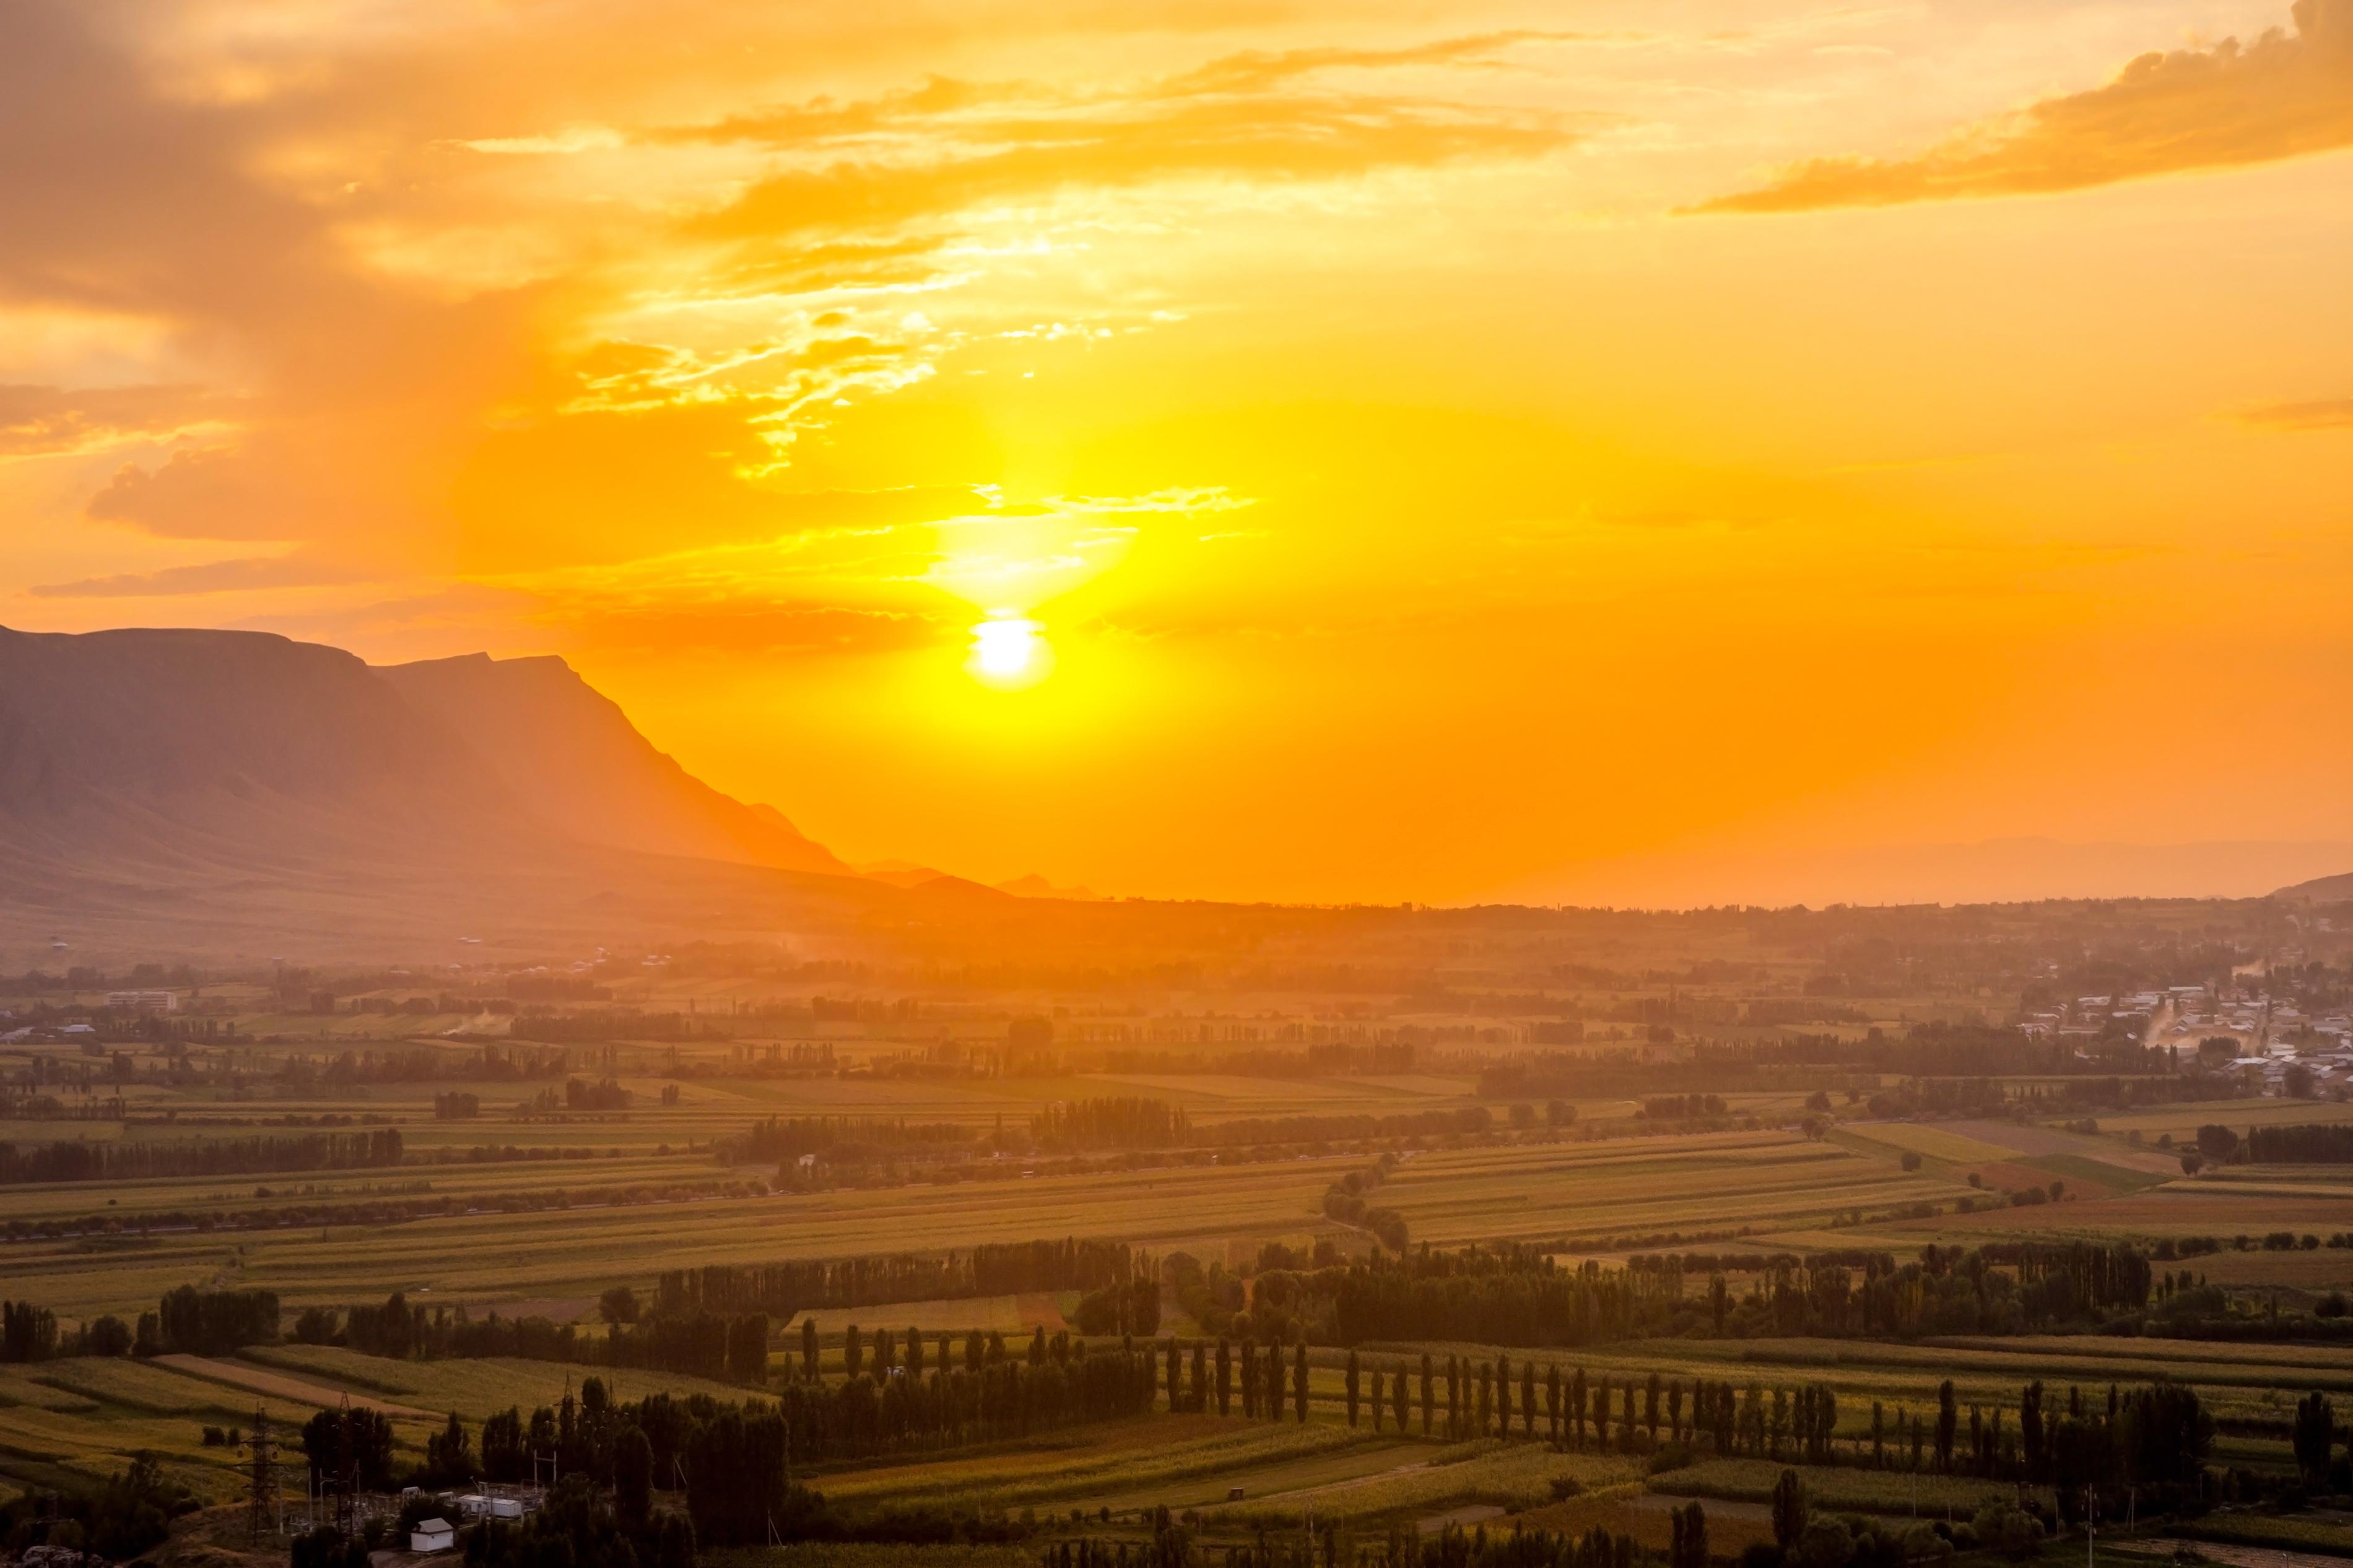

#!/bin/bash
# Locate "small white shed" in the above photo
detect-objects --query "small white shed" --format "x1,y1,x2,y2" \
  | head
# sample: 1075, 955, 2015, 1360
411, 1517, 456, 1553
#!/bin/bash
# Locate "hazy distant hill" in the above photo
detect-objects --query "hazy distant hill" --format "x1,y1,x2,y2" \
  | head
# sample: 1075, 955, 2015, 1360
0, 626, 522, 860
0, 625, 890, 963
2276, 870, 2353, 902
377, 652, 848, 877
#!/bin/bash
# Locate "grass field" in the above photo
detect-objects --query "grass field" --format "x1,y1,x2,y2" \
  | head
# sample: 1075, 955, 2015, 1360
1378, 1133, 1973, 1247
7, 1054, 2351, 1566
1838, 1125, 2020, 1166
0, 1127, 1986, 1323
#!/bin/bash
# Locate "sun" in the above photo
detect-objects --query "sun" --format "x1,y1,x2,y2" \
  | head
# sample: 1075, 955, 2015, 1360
965, 616, 1052, 688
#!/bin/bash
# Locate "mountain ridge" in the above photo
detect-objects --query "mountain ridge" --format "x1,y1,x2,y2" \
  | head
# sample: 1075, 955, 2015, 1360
0, 624, 922, 962
375, 651, 850, 877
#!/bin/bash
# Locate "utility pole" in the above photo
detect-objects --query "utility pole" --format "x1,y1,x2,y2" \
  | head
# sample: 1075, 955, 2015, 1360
334, 1394, 357, 1541
246, 1403, 279, 1540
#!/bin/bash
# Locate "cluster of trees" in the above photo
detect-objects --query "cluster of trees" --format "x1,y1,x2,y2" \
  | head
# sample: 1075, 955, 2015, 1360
1031, 1098, 1193, 1151
464, 1475, 695, 1568
7, 1288, 272, 1362
533, 1076, 633, 1112
1166, 1252, 1247, 1336
1316, 1254, 1679, 1348
1129, 1332, 2250, 1517
1762, 1470, 1983, 1568
159, 1284, 279, 1353
2008, 1380, 2215, 1516
1321, 1156, 1407, 1250
432, 1091, 479, 1119
2246, 1124, 2353, 1163
0, 1128, 402, 1184
299, 1404, 398, 1491
653, 1239, 1140, 1318
0, 1450, 194, 1560
718, 1114, 975, 1165
611, 1312, 773, 1382
1281, 1241, 2155, 1349
429, 1345, 1154, 1543
507, 1011, 707, 1044
1642, 1096, 1728, 1121
1320, 1346, 1845, 1458
2, 1299, 59, 1361
323, 1291, 771, 1380
311, 1299, 583, 1362
1073, 1277, 1163, 1336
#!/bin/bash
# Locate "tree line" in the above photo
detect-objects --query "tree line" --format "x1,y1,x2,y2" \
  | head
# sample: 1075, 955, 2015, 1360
1032, 1098, 1193, 1152
0, 1128, 402, 1184
718, 1114, 980, 1164
1048, 1518, 1666, 1568
653, 1238, 1141, 1317
1251, 1240, 2155, 1349
2247, 1123, 2353, 1162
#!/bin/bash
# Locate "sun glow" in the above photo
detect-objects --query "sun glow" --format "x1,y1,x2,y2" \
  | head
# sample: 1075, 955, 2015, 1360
966, 616, 1051, 688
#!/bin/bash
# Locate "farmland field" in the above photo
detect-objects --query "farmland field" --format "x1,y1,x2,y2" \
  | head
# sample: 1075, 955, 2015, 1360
8, 982, 2353, 1568
1378, 1133, 1973, 1247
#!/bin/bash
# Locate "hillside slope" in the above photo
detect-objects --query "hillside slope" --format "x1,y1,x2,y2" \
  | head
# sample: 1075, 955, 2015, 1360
0, 626, 885, 962
375, 652, 848, 876
2275, 870, 2353, 902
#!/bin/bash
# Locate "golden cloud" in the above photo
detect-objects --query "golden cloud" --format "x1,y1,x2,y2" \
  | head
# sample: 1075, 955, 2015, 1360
675, 35, 1588, 244
2237, 396, 2353, 430
1693, 0, 2353, 213
0, 383, 230, 458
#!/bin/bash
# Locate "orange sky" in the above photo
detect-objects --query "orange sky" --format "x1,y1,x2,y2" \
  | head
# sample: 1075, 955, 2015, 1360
2, 0, 2349, 904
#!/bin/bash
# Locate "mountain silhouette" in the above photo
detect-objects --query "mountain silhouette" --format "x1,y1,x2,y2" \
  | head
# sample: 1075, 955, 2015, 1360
0, 625, 904, 962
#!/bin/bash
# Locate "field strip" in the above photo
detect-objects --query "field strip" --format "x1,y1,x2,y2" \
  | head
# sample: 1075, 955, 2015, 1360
1838, 1124, 2016, 1164
1252, 1454, 1438, 1504
1940, 1120, 2182, 1176
151, 1354, 432, 1417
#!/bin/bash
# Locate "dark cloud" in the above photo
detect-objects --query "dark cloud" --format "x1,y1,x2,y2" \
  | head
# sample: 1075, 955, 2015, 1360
1692, 0, 2353, 213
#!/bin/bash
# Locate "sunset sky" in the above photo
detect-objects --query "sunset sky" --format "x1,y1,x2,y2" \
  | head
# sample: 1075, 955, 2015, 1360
3, 0, 2349, 905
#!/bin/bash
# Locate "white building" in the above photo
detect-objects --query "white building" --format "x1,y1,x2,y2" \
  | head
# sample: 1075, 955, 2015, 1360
411, 1518, 455, 1554
105, 990, 178, 1013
